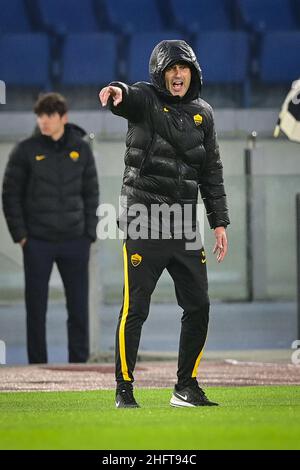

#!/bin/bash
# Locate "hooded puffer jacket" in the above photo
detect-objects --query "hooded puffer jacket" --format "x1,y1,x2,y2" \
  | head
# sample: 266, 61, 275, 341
2, 123, 99, 242
109, 39, 229, 229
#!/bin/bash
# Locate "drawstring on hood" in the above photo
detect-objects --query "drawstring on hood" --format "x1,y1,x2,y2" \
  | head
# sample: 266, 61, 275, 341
149, 40, 203, 102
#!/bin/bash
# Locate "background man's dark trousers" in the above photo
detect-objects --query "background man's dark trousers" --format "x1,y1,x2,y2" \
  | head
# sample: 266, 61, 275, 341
115, 237, 210, 387
23, 237, 91, 363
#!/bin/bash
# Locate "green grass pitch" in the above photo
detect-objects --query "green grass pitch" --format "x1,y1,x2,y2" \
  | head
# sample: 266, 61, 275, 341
0, 386, 299, 450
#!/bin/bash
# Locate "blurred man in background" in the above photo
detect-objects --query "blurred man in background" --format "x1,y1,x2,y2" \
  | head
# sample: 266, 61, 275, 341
100, 40, 229, 408
2, 93, 99, 364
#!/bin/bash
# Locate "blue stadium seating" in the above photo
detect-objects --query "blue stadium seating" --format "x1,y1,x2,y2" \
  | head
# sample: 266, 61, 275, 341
238, 0, 298, 32
61, 33, 117, 86
102, 0, 166, 34
1, 1, 296, 106
293, 0, 300, 25
0, 34, 50, 87
260, 32, 300, 83
194, 32, 249, 83
169, 0, 233, 32
36, 0, 101, 34
194, 32, 250, 106
0, 0, 32, 33
127, 32, 184, 84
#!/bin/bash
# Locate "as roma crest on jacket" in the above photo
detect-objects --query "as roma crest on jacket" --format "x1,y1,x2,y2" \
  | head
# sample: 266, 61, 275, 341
131, 253, 142, 267
193, 114, 203, 126
69, 151, 80, 161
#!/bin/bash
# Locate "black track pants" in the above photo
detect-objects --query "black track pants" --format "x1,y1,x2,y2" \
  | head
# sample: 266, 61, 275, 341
23, 237, 90, 364
115, 237, 210, 388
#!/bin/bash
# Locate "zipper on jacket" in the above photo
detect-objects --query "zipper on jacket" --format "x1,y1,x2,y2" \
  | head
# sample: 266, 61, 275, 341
177, 101, 184, 131
56, 152, 64, 240
56, 153, 63, 203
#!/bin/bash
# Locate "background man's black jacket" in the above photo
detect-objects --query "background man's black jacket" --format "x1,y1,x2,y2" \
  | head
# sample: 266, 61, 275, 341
2, 123, 99, 242
109, 40, 230, 230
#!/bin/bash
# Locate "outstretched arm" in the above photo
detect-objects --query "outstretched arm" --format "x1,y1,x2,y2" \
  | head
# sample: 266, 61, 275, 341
99, 85, 123, 107
99, 82, 150, 123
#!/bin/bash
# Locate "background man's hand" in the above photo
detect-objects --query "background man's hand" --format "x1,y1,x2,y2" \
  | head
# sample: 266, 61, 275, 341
99, 86, 123, 107
19, 238, 27, 248
213, 227, 228, 263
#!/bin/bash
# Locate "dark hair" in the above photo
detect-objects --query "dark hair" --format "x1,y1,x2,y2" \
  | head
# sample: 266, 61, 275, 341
164, 60, 191, 72
34, 92, 68, 117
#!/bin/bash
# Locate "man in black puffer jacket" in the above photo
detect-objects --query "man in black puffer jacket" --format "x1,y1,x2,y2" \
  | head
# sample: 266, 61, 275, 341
2, 93, 99, 364
100, 40, 230, 408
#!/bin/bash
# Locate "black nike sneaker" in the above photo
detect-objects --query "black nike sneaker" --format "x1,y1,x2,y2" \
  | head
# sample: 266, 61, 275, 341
170, 383, 218, 407
115, 383, 140, 408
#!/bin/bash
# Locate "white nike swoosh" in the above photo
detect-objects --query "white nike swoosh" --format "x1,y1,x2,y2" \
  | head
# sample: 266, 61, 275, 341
176, 393, 188, 401
116, 401, 120, 407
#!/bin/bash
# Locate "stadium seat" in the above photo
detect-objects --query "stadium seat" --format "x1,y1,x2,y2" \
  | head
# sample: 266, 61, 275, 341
127, 32, 185, 84
0, 34, 50, 87
0, 0, 32, 33
237, 0, 298, 32
61, 33, 117, 86
260, 32, 300, 83
294, 0, 300, 26
102, 0, 166, 34
194, 32, 249, 83
194, 32, 250, 106
169, 0, 233, 32
36, 0, 101, 34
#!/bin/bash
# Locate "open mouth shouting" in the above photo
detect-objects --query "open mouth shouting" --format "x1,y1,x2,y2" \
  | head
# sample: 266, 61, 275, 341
172, 80, 184, 94
164, 63, 191, 97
